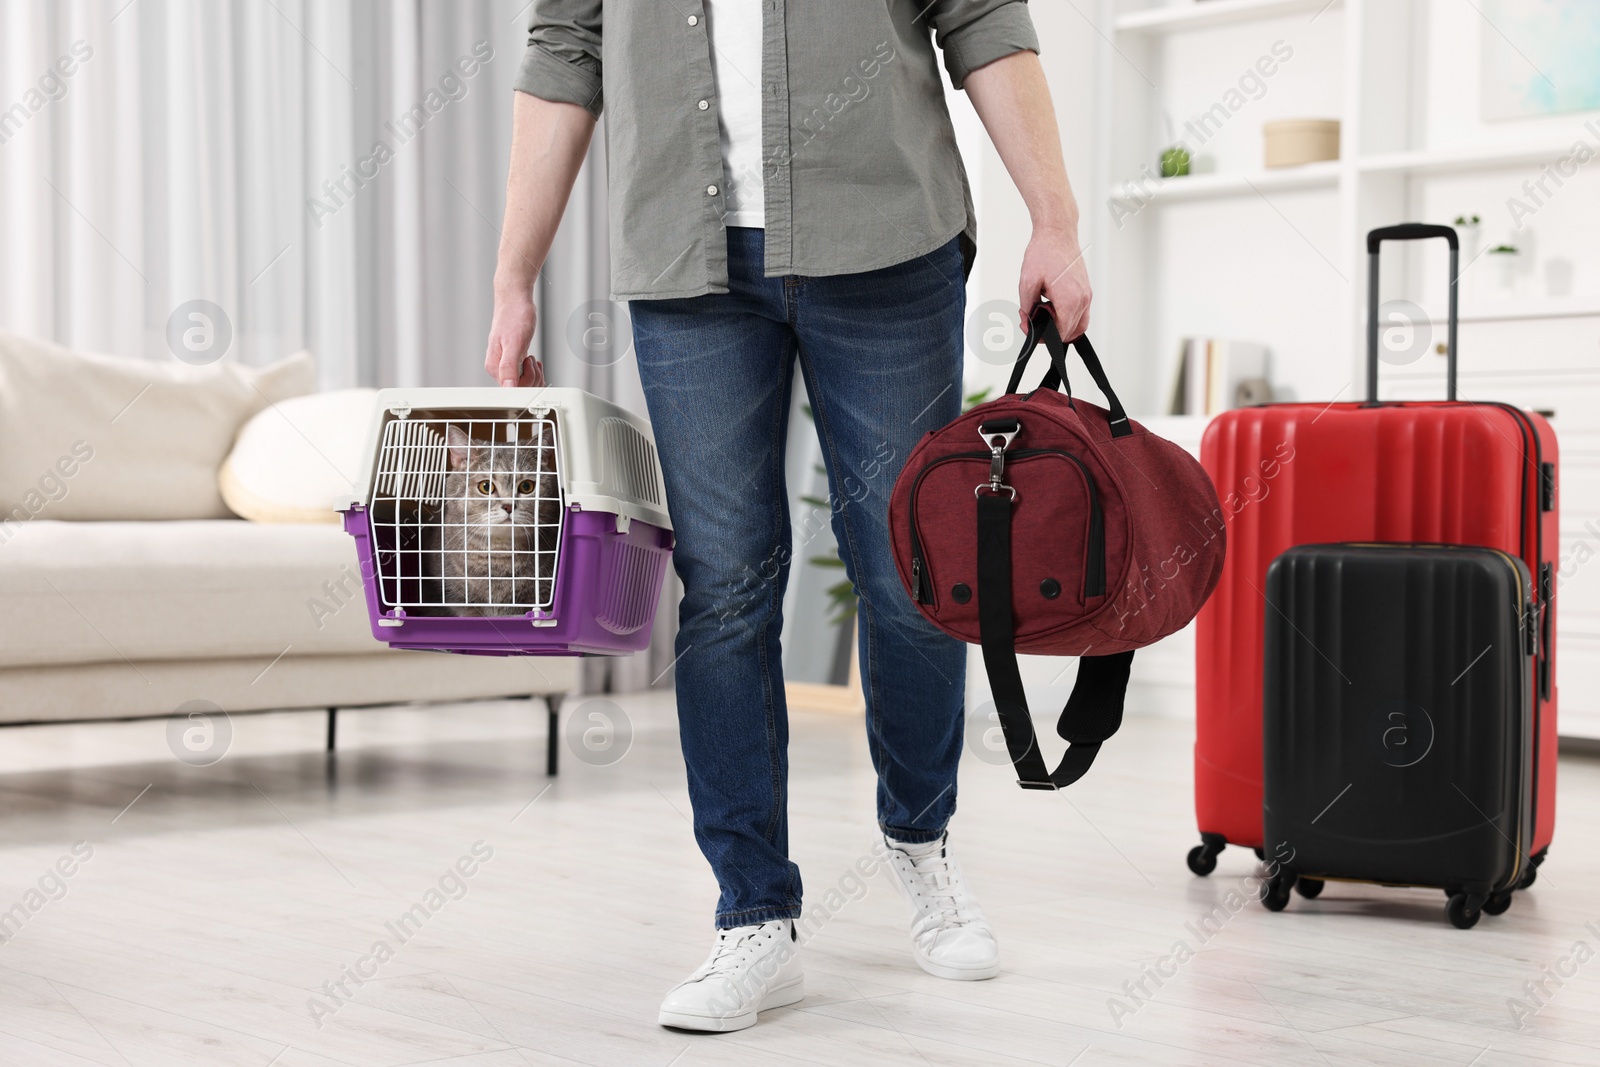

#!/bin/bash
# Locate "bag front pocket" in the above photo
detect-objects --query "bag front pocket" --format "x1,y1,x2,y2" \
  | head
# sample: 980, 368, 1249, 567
908, 449, 1105, 635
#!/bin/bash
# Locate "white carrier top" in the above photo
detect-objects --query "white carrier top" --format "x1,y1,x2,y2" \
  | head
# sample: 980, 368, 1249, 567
339, 387, 672, 534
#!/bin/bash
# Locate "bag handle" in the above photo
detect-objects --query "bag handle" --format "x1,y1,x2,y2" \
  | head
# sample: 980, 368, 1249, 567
1007, 305, 1133, 439
975, 488, 1134, 789
1366, 223, 1458, 402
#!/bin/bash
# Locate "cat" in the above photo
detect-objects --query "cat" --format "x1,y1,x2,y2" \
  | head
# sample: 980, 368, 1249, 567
429, 420, 562, 616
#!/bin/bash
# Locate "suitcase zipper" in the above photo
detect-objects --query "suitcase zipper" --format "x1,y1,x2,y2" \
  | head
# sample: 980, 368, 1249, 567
1475, 402, 1551, 872
1488, 546, 1536, 892
907, 448, 1105, 605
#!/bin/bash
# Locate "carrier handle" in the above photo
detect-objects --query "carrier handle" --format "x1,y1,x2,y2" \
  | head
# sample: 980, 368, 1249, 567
1367, 223, 1458, 402
1008, 305, 1132, 439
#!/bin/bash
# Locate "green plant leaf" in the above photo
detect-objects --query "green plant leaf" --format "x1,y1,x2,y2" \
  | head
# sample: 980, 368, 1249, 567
824, 579, 859, 623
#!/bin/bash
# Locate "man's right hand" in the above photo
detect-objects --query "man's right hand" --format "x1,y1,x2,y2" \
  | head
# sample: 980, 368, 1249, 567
485, 290, 544, 387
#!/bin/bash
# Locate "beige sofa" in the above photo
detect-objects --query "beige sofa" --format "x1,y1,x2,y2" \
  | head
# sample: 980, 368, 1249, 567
0, 332, 576, 760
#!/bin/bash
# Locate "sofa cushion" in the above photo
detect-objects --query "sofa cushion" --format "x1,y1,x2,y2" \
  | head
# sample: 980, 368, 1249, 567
220, 389, 376, 523
0, 331, 315, 521
0, 520, 385, 668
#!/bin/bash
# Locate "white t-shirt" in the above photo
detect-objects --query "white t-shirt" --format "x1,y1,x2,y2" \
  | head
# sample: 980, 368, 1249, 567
705, 1, 764, 227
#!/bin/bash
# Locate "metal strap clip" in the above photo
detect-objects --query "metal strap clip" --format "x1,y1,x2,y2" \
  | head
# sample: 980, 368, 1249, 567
977, 421, 1019, 496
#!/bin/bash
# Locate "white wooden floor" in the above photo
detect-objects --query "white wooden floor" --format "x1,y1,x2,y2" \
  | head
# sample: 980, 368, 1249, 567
0, 692, 1597, 1067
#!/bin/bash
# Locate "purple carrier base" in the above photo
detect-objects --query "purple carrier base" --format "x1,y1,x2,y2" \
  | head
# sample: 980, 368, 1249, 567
340, 506, 674, 656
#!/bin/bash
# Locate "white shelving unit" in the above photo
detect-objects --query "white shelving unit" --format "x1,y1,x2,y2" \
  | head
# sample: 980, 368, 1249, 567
1111, 158, 1340, 203
1115, 0, 1342, 35
1442, 298, 1600, 325
1359, 141, 1588, 175
1091, 0, 1600, 737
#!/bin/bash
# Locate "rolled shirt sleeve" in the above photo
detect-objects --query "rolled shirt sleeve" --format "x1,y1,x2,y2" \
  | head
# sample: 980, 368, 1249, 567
513, 0, 605, 117
926, 0, 1040, 89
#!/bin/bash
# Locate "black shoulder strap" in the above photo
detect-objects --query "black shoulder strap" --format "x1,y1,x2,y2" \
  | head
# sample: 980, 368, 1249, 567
976, 490, 1134, 789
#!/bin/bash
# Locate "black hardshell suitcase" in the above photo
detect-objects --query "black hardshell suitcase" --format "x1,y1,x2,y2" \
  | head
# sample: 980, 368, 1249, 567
1260, 543, 1539, 929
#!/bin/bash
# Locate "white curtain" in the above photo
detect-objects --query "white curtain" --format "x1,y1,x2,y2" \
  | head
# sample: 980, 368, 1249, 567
0, 0, 675, 693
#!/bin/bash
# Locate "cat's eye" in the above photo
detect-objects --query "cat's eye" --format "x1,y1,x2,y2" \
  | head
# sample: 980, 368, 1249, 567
476, 480, 492, 495
517, 479, 535, 494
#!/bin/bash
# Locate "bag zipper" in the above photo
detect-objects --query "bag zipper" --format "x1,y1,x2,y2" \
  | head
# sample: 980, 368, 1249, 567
907, 448, 1105, 605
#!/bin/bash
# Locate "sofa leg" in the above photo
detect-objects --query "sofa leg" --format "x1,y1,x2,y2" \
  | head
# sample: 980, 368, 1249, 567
543, 693, 564, 777
326, 707, 338, 753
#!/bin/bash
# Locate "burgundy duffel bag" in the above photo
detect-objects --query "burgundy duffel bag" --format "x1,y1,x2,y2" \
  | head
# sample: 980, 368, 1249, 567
889, 306, 1225, 790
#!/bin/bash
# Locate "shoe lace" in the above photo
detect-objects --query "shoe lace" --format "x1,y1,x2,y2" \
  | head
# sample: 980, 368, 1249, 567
703, 924, 774, 978
903, 847, 975, 929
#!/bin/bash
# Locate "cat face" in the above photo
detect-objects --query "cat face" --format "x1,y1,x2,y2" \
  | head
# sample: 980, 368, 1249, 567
441, 423, 559, 542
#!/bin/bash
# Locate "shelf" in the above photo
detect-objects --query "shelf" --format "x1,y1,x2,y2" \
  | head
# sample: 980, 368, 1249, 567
1359, 142, 1581, 176
1431, 298, 1600, 325
1111, 159, 1340, 205
1115, 0, 1342, 34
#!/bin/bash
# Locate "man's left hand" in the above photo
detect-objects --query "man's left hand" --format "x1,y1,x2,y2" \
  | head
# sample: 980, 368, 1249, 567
1019, 225, 1092, 341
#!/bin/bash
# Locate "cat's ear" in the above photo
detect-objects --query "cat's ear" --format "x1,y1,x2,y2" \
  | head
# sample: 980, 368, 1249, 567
445, 425, 470, 470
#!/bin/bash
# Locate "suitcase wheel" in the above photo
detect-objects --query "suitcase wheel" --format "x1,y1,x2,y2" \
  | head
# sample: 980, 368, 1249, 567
1261, 871, 1296, 912
1186, 833, 1228, 877
1483, 891, 1514, 916
1294, 878, 1324, 900
1446, 893, 1485, 930
1516, 849, 1547, 891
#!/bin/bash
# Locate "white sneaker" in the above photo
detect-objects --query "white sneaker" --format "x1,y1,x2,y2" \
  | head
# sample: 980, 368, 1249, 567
658, 919, 804, 1032
883, 833, 1000, 980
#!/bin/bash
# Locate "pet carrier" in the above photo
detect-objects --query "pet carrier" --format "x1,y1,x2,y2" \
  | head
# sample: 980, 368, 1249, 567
338, 388, 674, 656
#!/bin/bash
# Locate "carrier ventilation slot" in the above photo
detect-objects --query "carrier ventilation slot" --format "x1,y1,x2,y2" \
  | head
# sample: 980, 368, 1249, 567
375, 420, 448, 504
602, 417, 662, 506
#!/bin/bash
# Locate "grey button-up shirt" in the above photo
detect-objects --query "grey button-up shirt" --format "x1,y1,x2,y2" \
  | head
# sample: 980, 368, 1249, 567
514, 1, 1039, 301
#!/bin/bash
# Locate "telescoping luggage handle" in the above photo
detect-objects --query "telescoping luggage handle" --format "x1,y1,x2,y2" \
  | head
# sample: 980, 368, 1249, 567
1367, 223, 1458, 402
976, 304, 1136, 790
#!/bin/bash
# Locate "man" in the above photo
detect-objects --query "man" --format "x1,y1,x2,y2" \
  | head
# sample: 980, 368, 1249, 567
486, 0, 1091, 1033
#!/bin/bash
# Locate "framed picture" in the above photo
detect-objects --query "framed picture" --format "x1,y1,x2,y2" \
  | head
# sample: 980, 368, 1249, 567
1481, 0, 1600, 121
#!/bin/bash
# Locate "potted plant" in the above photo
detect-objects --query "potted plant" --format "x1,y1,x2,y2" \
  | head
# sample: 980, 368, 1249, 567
1487, 243, 1520, 294
1453, 214, 1482, 262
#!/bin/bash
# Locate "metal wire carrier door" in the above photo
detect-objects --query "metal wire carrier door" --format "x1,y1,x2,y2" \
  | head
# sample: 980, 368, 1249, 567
368, 414, 565, 616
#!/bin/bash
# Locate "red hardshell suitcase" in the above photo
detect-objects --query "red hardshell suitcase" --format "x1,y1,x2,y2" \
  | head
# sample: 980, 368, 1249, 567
1188, 224, 1559, 877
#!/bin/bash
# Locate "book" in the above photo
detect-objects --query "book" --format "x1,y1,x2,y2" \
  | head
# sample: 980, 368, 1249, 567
1171, 337, 1272, 415
1185, 338, 1208, 416
1209, 339, 1268, 414
1165, 339, 1190, 416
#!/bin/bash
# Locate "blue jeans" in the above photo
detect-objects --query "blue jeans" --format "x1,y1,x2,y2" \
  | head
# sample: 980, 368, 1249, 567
631, 228, 969, 929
